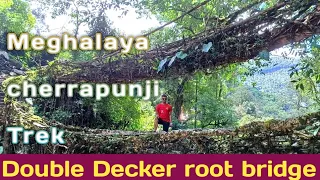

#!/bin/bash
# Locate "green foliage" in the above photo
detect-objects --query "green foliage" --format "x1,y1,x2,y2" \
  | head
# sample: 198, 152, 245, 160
231, 85, 297, 121
50, 108, 73, 122
95, 96, 143, 130
0, 0, 13, 10
136, 0, 275, 37
229, 59, 319, 123
146, 27, 181, 47
0, 0, 35, 34
0, 0, 36, 61
238, 114, 272, 127
196, 98, 236, 128
290, 47, 320, 105
162, 68, 242, 129
55, 51, 73, 61
299, 118, 320, 137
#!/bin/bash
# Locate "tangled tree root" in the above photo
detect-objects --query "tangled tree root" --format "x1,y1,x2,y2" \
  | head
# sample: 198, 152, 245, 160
1, 99, 320, 154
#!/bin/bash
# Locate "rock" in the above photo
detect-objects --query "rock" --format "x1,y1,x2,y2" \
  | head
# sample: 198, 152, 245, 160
0, 51, 24, 76
0, 51, 9, 60
9, 72, 16, 76
0, 50, 25, 110
1, 70, 10, 75
13, 69, 25, 75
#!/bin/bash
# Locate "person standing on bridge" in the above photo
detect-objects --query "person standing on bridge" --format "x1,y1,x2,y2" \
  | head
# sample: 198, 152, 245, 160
154, 94, 172, 132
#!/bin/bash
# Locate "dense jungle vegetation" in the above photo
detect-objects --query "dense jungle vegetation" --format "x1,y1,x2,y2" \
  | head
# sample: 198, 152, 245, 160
0, 0, 320, 135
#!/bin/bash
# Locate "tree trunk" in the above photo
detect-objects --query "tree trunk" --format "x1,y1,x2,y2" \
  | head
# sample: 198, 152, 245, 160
173, 77, 189, 119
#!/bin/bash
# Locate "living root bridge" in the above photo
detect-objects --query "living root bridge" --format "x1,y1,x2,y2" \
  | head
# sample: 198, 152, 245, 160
11, 112, 320, 154
54, 1, 320, 84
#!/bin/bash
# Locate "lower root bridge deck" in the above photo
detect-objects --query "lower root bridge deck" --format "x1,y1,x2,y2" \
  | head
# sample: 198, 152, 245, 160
5, 112, 320, 154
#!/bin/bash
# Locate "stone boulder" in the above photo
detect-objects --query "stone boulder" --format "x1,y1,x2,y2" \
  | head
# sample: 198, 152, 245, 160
0, 51, 25, 107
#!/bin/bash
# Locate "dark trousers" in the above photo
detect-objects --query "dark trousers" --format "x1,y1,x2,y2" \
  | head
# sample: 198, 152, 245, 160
158, 118, 170, 132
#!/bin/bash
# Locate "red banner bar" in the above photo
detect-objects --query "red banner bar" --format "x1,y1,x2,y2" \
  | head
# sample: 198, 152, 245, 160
0, 155, 318, 179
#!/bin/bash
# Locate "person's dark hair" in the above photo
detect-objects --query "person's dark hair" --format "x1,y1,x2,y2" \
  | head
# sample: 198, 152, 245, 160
161, 94, 167, 98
